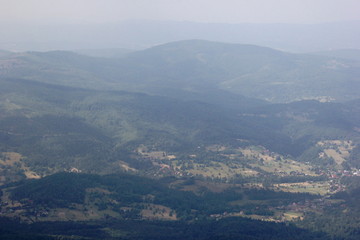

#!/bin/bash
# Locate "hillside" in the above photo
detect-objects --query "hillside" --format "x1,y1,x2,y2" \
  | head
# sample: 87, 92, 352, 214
1, 77, 359, 182
2, 171, 360, 239
1, 40, 360, 103
0, 40, 360, 239
0, 171, 331, 240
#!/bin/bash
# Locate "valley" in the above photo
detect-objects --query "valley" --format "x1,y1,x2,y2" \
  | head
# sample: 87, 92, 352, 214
0, 40, 359, 239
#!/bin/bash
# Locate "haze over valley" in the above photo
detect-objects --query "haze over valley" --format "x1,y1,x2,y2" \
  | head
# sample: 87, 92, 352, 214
1, 1, 360, 239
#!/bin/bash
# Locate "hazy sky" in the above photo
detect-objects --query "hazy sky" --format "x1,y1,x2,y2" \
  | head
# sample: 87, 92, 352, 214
1, 0, 360, 24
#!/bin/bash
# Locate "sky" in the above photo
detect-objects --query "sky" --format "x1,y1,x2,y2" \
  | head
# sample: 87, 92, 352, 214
1, 0, 360, 25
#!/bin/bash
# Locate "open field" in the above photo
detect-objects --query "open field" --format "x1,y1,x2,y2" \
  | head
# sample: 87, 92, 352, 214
0, 152, 40, 185
283, 211, 304, 221
273, 182, 329, 195
237, 146, 316, 176
141, 203, 177, 220
183, 161, 258, 179
317, 140, 354, 165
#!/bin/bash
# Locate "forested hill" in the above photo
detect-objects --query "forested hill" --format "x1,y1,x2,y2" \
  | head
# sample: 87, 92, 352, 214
1, 77, 359, 179
1, 40, 360, 103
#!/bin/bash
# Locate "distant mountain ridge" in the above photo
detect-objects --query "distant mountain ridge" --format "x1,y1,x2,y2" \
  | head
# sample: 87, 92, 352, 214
310, 49, 360, 61
1, 20, 359, 52
1, 40, 360, 103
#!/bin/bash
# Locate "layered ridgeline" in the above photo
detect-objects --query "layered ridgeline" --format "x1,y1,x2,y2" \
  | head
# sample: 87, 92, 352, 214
310, 49, 360, 62
1, 20, 359, 52
1, 40, 360, 103
1, 77, 359, 181
0, 41, 360, 239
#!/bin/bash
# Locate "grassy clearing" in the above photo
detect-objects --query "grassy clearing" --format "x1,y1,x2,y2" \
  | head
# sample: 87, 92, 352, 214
283, 211, 303, 221
118, 161, 138, 172
178, 179, 235, 193
0, 152, 40, 181
317, 140, 354, 165
0, 98, 23, 111
137, 146, 177, 161
39, 206, 122, 222
273, 182, 329, 195
252, 160, 315, 176
0, 152, 22, 166
237, 146, 316, 176
141, 204, 177, 220
185, 161, 258, 179
323, 149, 346, 165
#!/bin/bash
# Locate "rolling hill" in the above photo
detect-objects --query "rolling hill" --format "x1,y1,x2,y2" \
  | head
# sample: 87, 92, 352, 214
1, 40, 360, 103
0, 76, 359, 182
1, 40, 360, 239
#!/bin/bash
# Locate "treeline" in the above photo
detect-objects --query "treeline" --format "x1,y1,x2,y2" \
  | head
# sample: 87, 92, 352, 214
299, 207, 360, 240
10, 172, 320, 220
298, 182, 360, 240
10, 172, 244, 217
0, 216, 328, 240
